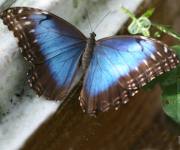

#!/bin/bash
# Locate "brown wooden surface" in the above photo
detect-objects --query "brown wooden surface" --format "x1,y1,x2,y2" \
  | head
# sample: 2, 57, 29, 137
21, 0, 180, 150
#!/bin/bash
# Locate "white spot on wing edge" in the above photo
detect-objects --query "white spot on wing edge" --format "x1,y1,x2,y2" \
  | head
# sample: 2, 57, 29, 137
157, 51, 162, 57
21, 16, 27, 20
35, 11, 49, 15
143, 59, 148, 66
18, 9, 23, 14
135, 67, 139, 72
23, 45, 27, 49
33, 39, 38, 43
7, 9, 12, 13
20, 35, 23, 39
139, 36, 148, 40
24, 21, 31, 25
29, 83, 33, 87
42, 11, 49, 15
150, 54, 156, 61
164, 47, 168, 53
29, 29, 35, 33
20, 48, 23, 53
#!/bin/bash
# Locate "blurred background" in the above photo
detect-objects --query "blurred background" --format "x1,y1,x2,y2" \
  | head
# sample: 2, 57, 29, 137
0, 0, 180, 150
22, 0, 180, 150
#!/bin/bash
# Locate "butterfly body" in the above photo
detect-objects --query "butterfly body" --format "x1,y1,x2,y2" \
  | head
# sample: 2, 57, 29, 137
0, 7, 179, 114
82, 32, 96, 72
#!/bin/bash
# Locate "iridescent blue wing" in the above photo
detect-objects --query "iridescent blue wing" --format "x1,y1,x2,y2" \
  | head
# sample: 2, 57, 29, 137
1, 7, 86, 100
80, 36, 179, 114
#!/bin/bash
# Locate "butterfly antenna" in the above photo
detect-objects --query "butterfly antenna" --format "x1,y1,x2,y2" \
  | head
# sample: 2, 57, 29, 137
93, 11, 112, 32
85, 8, 93, 33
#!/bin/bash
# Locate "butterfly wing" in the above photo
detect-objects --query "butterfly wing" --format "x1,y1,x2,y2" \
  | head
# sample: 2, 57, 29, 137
80, 36, 179, 114
1, 7, 86, 100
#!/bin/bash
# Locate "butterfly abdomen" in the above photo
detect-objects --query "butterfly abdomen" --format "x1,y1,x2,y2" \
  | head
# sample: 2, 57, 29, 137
82, 32, 96, 72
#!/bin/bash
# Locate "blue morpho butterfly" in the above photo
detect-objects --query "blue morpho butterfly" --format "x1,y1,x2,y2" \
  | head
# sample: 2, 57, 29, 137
0, 7, 179, 114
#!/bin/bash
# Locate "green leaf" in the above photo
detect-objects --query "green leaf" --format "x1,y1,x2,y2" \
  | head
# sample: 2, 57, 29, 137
172, 45, 180, 53
128, 20, 140, 34
143, 65, 180, 124
127, 16, 151, 36
152, 23, 180, 40
161, 46, 180, 124
137, 16, 151, 36
121, 7, 151, 37
142, 8, 155, 18
143, 46, 180, 124
138, 16, 151, 29
120, 7, 136, 20
154, 31, 161, 38
161, 68, 180, 124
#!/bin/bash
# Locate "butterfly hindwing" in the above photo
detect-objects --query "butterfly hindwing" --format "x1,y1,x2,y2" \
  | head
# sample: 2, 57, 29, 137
80, 36, 179, 114
1, 7, 86, 100
1, 7, 179, 114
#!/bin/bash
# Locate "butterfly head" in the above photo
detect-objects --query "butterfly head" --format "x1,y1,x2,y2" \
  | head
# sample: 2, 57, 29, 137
90, 32, 96, 39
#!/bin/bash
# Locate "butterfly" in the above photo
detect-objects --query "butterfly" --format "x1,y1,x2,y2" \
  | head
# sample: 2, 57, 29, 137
0, 7, 179, 115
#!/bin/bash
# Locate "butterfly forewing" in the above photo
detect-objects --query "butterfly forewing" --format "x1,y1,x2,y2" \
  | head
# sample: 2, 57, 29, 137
80, 36, 179, 114
1, 7, 179, 114
0, 7, 86, 100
